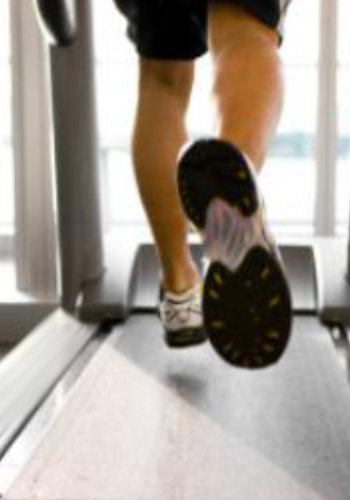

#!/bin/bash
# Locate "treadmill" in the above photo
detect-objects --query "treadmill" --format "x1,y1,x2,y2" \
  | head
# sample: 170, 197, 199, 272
1, 1, 350, 498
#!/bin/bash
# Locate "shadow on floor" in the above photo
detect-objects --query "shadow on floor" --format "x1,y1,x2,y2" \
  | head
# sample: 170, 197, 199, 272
111, 313, 350, 500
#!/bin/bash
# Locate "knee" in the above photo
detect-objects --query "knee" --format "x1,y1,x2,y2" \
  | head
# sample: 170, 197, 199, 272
139, 59, 195, 102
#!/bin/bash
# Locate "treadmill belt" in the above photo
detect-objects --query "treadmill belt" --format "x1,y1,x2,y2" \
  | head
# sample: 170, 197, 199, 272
6, 316, 350, 500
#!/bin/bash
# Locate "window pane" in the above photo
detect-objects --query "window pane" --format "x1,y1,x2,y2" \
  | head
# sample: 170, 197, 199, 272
280, 0, 319, 65
0, 146, 14, 225
94, 0, 319, 233
336, 68, 350, 234
93, 0, 131, 64
0, 65, 12, 141
95, 64, 138, 148
338, 0, 350, 66
278, 68, 318, 134
336, 0, 350, 235
187, 55, 213, 137
0, 0, 10, 61
106, 150, 146, 225
261, 1, 320, 234
261, 158, 316, 228
0, 0, 13, 230
261, 67, 318, 232
93, 2, 138, 148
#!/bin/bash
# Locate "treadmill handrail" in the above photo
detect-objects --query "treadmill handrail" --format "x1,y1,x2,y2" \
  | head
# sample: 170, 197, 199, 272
32, 0, 78, 47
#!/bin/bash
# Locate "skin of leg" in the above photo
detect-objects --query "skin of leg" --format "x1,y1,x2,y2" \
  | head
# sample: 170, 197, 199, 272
132, 59, 201, 293
208, 2, 285, 171
132, 6, 284, 293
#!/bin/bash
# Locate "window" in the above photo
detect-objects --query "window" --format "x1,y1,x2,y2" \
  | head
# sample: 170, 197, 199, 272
93, 0, 322, 236
336, 0, 350, 235
0, 0, 14, 238
0, 1, 347, 250
261, 0, 319, 235
92, 1, 143, 227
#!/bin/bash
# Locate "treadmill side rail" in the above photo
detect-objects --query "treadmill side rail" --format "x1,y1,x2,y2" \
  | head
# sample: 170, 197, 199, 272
0, 309, 97, 458
315, 237, 350, 325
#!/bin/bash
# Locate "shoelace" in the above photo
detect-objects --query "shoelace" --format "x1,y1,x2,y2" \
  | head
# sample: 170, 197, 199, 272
162, 289, 202, 325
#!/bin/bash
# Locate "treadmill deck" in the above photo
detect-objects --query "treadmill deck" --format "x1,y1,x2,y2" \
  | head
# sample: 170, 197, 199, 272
5, 316, 350, 500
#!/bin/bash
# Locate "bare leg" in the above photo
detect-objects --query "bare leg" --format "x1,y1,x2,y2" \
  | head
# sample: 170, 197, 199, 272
132, 59, 200, 293
209, 3, 284, 170
131, 5, 284, 294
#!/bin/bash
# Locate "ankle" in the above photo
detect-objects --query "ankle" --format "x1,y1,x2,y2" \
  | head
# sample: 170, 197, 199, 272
160, 265, 201, 295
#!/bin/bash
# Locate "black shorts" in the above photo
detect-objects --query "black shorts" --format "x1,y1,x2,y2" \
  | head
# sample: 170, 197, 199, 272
113, 0, 292, 60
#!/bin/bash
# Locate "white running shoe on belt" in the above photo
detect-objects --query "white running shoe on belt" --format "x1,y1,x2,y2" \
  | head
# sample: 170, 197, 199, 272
159, 284, 207, 348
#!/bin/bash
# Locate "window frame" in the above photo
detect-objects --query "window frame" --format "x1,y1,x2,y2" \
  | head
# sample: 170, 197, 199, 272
315, 0, 338, 236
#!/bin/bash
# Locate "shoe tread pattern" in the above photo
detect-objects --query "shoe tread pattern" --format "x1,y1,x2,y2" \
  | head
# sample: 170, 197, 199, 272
204, 246, 292, 369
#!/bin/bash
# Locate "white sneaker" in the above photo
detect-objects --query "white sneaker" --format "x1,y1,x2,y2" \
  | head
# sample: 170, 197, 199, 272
159, 284, 207, 348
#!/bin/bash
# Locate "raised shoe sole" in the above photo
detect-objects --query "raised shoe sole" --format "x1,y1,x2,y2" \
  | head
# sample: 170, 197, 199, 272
178, 139, 293, 369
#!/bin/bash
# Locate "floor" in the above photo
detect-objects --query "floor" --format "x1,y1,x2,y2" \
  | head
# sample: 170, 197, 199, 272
4, 315, 350, 500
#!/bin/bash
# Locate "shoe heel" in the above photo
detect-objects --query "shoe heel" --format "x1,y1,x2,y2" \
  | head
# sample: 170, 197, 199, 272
178, 139, 259, 229
203, 247, 293, 369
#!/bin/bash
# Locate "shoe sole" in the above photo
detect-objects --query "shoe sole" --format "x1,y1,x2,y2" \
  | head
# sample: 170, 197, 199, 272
178, 139, 293, 369
164, 327, 207, 348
